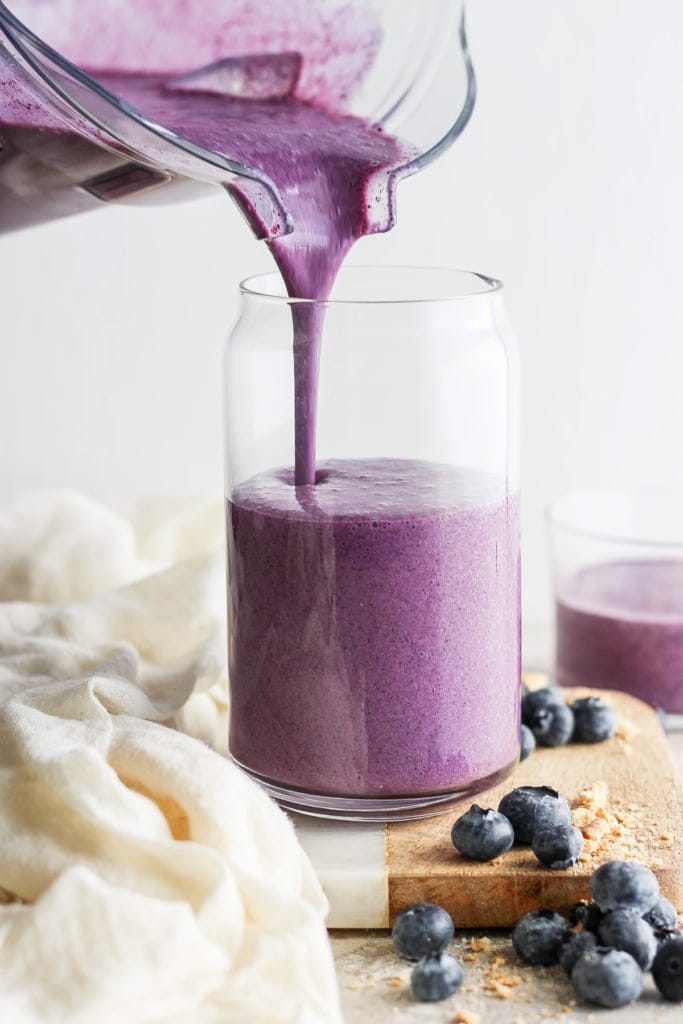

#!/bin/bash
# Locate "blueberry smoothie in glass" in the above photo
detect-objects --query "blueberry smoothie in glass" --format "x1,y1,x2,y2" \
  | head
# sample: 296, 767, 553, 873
556, 559, 683, 714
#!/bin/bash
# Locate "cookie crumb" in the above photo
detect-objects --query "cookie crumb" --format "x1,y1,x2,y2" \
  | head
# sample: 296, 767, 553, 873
487, 980, 515, 999
454, 1011, 480, 1024
616, 719, 639, 741
470, 937, 491, 953
498, 973, 521, 987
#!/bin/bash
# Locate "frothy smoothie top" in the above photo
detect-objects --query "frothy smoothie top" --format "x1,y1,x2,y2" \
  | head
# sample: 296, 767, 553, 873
232, 459, 511, 521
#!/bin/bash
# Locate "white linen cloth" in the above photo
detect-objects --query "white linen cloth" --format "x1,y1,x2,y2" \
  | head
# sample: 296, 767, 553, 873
0, 491, 341, 1024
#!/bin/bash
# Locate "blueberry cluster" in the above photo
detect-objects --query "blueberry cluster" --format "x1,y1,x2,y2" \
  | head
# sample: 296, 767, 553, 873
520, 683, 618, 758
513, 860, 683, 1007
452, 785, 584, 869
391, 903, 464, 1002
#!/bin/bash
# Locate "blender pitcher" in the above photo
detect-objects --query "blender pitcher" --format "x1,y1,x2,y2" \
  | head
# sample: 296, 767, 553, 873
0, 0, 475, 234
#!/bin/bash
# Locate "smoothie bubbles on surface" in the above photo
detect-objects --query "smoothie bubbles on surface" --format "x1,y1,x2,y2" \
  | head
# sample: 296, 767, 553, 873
1, 1, 521, 816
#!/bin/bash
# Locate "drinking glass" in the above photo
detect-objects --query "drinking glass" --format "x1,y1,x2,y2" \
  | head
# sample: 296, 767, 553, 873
549, 488, 683, 719
224, 266, 521, 819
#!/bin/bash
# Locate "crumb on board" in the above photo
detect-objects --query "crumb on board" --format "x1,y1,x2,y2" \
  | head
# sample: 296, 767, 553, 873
486, 980, 515, 999
570, 779, 673, 862
484, 962, 523, 1000
470, 937, 491, 953
454, 1010, 480, 1024
616, 719, 639, 741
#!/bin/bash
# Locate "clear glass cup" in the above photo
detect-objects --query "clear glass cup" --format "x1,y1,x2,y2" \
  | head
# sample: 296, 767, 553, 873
224, 266, 521, 820
548, 489, 683, 718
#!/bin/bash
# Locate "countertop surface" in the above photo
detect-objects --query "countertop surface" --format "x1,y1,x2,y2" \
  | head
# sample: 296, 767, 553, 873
330, 728, 683, 1023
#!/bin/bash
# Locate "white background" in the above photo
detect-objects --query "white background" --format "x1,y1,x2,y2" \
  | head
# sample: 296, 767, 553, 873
1, 1, 682, 657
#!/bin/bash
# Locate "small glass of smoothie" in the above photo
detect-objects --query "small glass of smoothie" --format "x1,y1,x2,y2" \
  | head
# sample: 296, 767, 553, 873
549, 489, 683, 719
225, 267, 521, 819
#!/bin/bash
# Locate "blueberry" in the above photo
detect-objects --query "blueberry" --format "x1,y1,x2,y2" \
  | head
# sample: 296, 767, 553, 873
498, 786, 571, 845
644, 896, 679, 938
392, 903, 454, 961
559, 930, 598, 975
571, 697, 618, 743
590, 860, 659, 916
529, 701, 575, 747
521, 679, 530, 698
520, 724, 536, 761
571, 947, 643, 1007
652, 934, 683, 1001
410, 952, 463, 1002
512, 909, 571, 965
521, 686, 565, 726
598, 909, 657, 969
532, 824, 584, 869
570, 901, 604, 933
451, 805, 514, 861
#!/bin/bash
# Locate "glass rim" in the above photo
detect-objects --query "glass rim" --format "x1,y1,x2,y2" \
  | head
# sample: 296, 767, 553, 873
546, 487, 683, 549
239, 265, 502, 305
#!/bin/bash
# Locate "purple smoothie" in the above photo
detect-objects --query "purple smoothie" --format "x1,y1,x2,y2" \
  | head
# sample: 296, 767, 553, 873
556, 560, 683, 713
228, 459, 521, 797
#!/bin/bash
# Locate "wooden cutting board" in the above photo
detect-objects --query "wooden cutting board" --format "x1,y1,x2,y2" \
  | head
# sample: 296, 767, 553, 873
294, 687, 683, 928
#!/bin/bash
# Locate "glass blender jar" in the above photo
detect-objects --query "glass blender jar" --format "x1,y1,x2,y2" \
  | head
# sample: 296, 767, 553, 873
0, 0, 475, 234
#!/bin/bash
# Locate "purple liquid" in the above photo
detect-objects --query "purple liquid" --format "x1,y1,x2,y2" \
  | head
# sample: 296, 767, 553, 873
228, 459, 521, 796
556, 560, 683, 714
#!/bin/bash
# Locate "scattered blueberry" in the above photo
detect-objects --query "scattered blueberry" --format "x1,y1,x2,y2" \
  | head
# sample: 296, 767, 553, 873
652, 934, 683, 1002
571, 697, 618, 743
529, 701, 575, 747
644, 896, 679, 938
521, 679, 530, 698
498, 786, 571, 845
598, 909, 657, 969
410, 952, 464, 1002
520, 724, 536, 761
451, 805, 515, 861
512, 909, 571, 965
559, 930, 598, 975
569, 901, 604, 933
521, 686, 564, 726
532, 824, 584, 870
590, 860, 660, 916
571, 947, 644, 1008
392, 903, 454, 961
